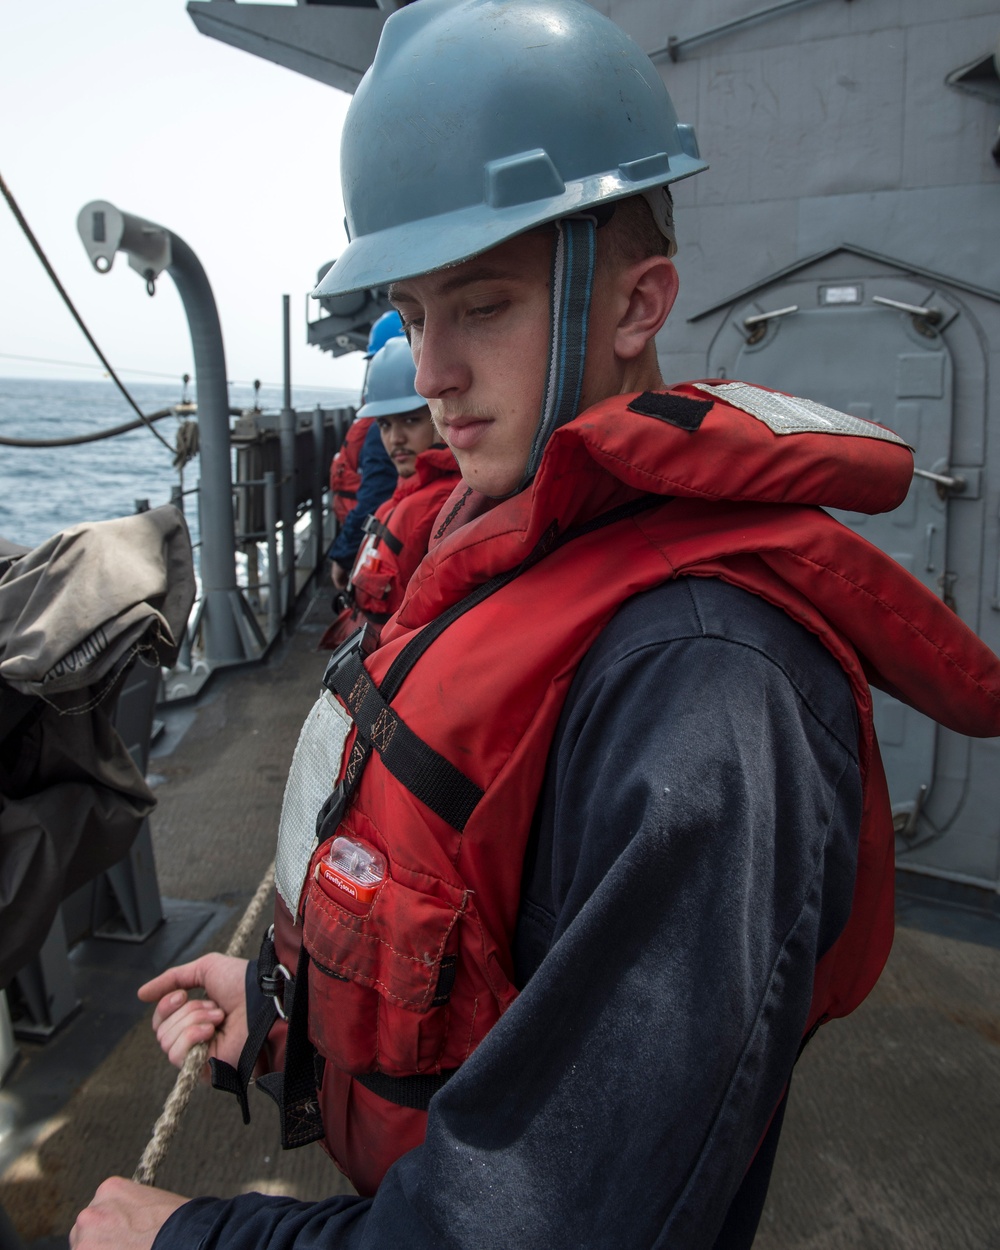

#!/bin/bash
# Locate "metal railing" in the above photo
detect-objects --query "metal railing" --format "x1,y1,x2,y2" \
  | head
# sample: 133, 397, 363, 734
165, 402, 352, 690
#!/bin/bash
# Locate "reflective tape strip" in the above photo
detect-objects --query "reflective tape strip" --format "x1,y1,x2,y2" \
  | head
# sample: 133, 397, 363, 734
275, 689, 353, 916
692, 381, 910, 447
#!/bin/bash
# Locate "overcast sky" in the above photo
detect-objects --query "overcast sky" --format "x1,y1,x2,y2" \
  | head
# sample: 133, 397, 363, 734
1, 0, 367, 394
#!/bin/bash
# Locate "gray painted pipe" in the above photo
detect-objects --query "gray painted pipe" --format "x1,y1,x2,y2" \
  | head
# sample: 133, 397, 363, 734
168, 232, 243, 662
77, 201, 245, 665
279, 295, 297, 614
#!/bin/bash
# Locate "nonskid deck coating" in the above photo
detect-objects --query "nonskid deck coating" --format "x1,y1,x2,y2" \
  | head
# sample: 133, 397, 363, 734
1, 591, 999, 1247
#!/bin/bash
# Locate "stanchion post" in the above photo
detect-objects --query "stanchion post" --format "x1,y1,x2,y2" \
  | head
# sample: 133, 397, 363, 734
279, 294, 296, 616
264, 471, 281, 641
312, 404, 326, 572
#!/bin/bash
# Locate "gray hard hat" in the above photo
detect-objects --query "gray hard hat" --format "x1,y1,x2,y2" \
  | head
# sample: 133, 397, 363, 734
315, 0, 707, 300
355, 337, 428, 419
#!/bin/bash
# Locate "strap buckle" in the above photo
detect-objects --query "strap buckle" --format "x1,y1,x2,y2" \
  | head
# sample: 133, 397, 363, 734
322, 620, 380, 691
316, 777, 349, 843
258, 925, 293, 1021
260, 960, 292, 1021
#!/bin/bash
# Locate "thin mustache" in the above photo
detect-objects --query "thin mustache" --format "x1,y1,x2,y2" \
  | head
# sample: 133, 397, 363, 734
432, 405, 498, 428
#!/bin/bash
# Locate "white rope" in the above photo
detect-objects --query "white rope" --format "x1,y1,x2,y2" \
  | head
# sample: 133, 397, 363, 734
132, 861, 276, 1186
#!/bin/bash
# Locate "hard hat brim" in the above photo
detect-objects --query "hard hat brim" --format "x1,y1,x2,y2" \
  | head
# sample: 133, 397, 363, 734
356, 393, 429, 420
313, 159, 707, 300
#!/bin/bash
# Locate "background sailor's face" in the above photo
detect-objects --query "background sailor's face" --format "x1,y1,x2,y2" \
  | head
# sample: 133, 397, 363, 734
388, 234, 552, 498
376, 407, 435, 478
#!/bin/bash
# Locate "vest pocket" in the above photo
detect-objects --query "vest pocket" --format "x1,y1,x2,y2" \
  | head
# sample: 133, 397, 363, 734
352, 565, 393, 612
302, 866, 466, 1076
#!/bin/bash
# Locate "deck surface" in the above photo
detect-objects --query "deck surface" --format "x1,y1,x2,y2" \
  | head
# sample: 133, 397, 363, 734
1, 591, 998, 1248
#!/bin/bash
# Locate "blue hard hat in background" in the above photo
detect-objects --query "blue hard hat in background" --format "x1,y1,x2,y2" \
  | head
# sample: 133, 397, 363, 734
356, 338, 427, 418
315, 0, 707, 300
365, 310, 405, 358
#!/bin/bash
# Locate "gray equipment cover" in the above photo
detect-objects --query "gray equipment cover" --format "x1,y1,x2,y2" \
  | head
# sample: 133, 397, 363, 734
0, 506, 195, 988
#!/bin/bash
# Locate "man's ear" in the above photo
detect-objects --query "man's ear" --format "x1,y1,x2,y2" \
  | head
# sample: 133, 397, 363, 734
614, 258, 679, 361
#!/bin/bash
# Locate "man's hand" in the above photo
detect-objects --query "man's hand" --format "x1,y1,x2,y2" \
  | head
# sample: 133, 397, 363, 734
139, 953, 249, 1071
70, 1177, 187, 1250
331, 560, 350, 590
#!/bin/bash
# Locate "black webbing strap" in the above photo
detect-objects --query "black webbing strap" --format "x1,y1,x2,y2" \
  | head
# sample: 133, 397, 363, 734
256, 943, 325, 1149
334, 489, 357, 500
362, 512, 404, 556
210, 927, 292, 1125
324, 652, 483, 832
354, 1068, 457, 1110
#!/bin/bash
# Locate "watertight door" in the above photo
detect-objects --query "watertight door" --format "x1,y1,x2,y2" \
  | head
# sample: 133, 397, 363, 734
708, 277, 957, 824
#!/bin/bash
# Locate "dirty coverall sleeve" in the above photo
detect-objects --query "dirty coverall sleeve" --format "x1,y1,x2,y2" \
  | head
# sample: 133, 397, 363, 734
154, 577, 862, 1250
327, 422, 397, 568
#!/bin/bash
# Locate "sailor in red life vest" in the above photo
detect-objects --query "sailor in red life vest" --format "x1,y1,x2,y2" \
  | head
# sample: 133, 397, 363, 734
321, 338, 461, 647
327, 311, 406, 527
326, 315, 404, 591
351, 432, 459, 625
328, 416, 370, 528
74, 4, 1000, 1250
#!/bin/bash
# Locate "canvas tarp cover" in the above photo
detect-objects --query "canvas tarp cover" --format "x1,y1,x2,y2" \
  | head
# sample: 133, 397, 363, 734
0, 506, 194, 988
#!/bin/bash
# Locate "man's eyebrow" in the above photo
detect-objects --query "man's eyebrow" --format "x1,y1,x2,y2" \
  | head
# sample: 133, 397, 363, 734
389, 266, 522, 304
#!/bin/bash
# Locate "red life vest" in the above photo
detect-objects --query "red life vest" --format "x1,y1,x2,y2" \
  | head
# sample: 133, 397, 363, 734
329, 416, 374, 526
350, 446, 460, 622
273, 383, 1000, 1196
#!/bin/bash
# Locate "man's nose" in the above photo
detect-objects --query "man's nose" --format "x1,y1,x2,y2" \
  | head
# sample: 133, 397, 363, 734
413, 320, 469, 401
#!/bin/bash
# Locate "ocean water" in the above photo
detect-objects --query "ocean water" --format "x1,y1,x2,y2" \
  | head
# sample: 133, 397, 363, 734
0, 377, 356, 550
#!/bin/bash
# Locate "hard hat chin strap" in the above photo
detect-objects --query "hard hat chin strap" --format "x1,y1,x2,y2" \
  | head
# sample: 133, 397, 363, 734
518, 216, 596, 490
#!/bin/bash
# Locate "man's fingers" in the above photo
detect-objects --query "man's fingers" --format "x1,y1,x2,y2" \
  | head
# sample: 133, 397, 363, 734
141, 954, 249, 1069
150, 989, 223, 1033
153, 999, 225, 1068
138, 957, 210, 1004
150, 989, 187, 1032
166, 1022, 216, 1070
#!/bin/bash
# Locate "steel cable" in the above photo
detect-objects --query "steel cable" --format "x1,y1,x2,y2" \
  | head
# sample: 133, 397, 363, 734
0, 405, 195, 448
0, 170, 176, 455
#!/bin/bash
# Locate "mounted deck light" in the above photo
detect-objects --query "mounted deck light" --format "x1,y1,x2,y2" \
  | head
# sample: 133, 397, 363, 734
78, 202, 172, 294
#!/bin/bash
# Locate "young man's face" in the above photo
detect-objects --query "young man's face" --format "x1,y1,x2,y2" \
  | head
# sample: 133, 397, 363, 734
376, 407, 435, 478
388, 233, 552, 498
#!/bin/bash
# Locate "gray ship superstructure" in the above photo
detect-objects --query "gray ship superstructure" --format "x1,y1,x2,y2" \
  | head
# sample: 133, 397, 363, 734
2, 7, 1000, 1248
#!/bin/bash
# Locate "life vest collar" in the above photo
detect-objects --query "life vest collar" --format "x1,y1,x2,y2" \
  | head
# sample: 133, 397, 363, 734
400, 445, 459, 496
399, 384, 913, 632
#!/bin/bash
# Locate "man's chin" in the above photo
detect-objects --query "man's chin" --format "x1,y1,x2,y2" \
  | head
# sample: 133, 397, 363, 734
452, 444, 528, 500
458, 468, 524, 501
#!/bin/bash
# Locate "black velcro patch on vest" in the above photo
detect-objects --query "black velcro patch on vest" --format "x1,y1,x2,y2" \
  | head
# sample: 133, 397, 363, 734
627, 392, 713, 432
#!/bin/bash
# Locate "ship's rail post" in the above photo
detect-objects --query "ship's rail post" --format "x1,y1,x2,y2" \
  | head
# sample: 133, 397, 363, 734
76, 200, 257, 670
311, 404, 326, 572
264, 470, 282, 639
279, 294, 297, 618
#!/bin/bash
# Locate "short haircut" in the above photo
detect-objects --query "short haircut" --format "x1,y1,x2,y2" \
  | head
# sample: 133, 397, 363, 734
598, 191, 675, 274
